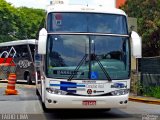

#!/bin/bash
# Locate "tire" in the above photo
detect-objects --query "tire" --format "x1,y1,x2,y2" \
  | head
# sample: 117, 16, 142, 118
96, 108, 111, 112
26, 74, 32, 85
106, 108, 111, 111
40, 86, 50, 112
36, 89, 39, 96
42, 102, 50, 113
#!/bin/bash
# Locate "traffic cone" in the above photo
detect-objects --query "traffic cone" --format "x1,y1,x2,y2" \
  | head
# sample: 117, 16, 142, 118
5, 73, 18, 95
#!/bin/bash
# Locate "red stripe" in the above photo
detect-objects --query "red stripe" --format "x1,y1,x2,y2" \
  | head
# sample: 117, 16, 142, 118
6, 58, 12, 63
0, 58, 15, 66
0, 58, 5, 64
6, 58, 16, 66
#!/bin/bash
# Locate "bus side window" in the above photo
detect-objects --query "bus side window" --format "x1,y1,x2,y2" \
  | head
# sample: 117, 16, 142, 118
0, 46, 10, 58
14, 45, 29, 59
1, 52, 7, 58
22, 52, 26, 57
14, 46, 21, 58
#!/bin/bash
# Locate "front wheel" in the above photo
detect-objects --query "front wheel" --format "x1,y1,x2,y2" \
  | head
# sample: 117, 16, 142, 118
105, 108, 111, 111
96, 108, 111, 112
42, 102, 50, 113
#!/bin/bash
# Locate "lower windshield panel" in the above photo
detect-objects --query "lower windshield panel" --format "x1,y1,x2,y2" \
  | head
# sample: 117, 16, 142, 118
46, 35, 130, 80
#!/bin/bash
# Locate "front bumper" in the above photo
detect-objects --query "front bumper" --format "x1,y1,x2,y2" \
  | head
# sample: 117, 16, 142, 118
45, 92, 129, 109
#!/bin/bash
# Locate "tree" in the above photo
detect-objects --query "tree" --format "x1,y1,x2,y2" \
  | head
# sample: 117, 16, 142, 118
122, 0, 160, 57
16, 7, 45, 39
0, 0, 18, 42
0, 0, 45, 43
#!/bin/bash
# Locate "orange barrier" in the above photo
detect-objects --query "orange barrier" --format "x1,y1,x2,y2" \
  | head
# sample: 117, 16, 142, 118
5, 73, 18, 95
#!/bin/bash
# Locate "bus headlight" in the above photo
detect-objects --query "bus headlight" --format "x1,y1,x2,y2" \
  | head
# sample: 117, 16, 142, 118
46, 88, 67, 95
111, 89, 129, 96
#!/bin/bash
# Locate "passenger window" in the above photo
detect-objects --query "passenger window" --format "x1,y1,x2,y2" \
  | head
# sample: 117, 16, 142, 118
14, 45, 29, 58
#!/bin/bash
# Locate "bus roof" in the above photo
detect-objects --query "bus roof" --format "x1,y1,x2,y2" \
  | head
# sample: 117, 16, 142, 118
47, 4, 127, 16
0, 39, 37, 47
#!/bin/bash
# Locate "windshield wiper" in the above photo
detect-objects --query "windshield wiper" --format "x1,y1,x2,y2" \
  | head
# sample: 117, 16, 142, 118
67, 53, 112, 82
91, 54, 112, 82
67, 54, 88, 81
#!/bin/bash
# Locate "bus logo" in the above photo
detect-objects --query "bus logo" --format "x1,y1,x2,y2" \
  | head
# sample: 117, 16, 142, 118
111, 83, 127, 88
87, 89, 92, 94
18, 60, 32, 68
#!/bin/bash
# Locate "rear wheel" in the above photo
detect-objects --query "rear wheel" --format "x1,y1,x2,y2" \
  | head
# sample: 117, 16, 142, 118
36, 89, 39, 96
26, 74, 32, 85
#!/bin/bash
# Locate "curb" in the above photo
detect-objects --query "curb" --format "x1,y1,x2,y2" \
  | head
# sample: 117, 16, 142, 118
129, 96, 160, 105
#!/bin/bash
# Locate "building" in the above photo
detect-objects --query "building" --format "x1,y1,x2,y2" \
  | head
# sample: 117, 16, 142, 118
116, 0, 126, 8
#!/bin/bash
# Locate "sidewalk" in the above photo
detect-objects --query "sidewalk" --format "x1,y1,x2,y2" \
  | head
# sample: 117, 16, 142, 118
129, 93, 160, 105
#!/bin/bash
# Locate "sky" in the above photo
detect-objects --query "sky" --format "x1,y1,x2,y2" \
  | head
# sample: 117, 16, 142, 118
5, 0, 116, 9
6, 0, 50, 9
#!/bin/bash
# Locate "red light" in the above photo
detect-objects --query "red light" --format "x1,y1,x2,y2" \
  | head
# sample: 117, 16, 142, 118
55, 13, 62, 20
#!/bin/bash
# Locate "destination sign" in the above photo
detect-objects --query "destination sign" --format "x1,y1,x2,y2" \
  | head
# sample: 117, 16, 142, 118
53, 70, 84, 75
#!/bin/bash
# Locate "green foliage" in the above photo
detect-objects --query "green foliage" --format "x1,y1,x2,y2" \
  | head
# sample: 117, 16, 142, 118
133, 78, 160, 98
0, 0, 45, 43
0, 0, 18, 41
143, 86, 160, 99
122, 0, 160, 57
16, 7, 45, 39
135, 80, 143, 95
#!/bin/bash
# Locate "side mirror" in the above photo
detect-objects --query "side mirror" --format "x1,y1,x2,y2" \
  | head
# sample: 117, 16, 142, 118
131, 31, 142, 58
38, 28, 47, 54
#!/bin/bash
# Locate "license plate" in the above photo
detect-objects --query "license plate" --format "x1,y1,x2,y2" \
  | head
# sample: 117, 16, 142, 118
82, 100, 96, 106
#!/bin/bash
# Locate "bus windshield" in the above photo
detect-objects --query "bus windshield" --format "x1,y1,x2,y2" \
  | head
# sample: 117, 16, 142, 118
46, 35, 130, 80
47, 13, 128, 34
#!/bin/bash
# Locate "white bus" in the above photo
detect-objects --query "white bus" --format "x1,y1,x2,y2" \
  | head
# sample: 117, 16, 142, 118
0, 39, 37, 84
36, 1, 141, 110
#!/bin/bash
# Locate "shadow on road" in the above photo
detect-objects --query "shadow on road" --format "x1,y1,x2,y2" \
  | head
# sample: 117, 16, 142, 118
42, 109, 140, 120
0, 80, 35, 85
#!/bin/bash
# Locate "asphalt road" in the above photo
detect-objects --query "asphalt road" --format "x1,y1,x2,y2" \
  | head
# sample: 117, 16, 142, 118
0, 81, 160, 120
